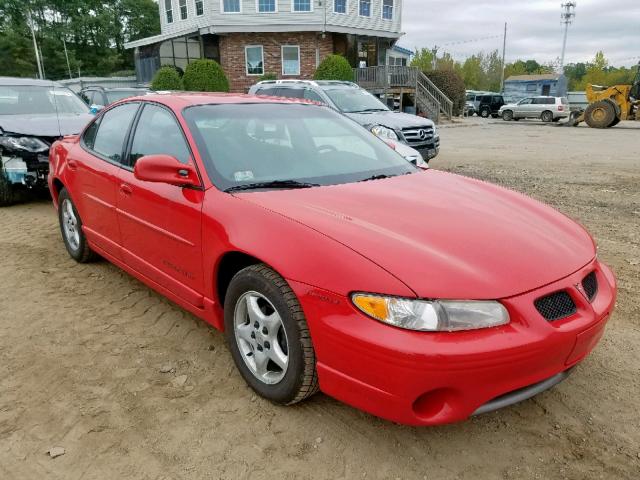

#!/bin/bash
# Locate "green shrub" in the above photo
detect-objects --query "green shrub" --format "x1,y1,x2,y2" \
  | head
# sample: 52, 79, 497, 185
183, 59, 229, 92
314, 55, 353, 81
259, 72, 277, 82
161, 64, 184, 77
151, 66, 183, 90
423, 69, 467, 116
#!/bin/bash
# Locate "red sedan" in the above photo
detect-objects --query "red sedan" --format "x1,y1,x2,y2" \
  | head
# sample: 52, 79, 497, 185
49, 94, 616, 426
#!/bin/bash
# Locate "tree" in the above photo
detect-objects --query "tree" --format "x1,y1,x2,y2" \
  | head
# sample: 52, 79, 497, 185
424, 70, 466, 116
183, 59, 230, 92
411, 48, 436, 71
314, 55, 353, 81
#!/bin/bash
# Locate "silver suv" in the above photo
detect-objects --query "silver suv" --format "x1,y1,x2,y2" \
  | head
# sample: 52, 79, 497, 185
248, 80, 439, 162
499, 96, 570, 122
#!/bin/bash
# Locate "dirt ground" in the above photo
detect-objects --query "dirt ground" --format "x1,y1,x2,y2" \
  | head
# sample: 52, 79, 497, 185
1, 120, 639, 480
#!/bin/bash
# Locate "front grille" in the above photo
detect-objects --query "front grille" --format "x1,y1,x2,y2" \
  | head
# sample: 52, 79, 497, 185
534, 291, 576, 321
582, 271, 598, 302
402, 126, 435, 147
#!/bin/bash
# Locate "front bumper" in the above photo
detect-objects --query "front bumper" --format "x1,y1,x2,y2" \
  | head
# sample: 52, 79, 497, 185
290, 259, 616, 426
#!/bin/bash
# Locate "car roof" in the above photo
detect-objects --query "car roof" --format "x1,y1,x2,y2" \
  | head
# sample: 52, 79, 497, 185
254, 79, 358, 90
119, 92, 320, 109
82, 86, 150, 91
0, 76, 63, 87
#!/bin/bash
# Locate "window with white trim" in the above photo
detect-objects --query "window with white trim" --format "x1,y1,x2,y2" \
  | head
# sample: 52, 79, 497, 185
246, 46, 264, 75
282, 46, 300, 76
293, 0, 312, 11
359, 0, 370, 17
179, 0, 188, 19
165, 0, 173, 23
258, 0, 277, 12
223, 0, 241, 12
195, 0, 204, 15
334, 0, 347, 14
382, 0, 393, 20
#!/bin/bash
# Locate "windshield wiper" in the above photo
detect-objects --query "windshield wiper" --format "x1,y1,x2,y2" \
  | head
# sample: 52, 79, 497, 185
225, 180, 321, 193
350, 108, 388, 113
359, 174, 393, 182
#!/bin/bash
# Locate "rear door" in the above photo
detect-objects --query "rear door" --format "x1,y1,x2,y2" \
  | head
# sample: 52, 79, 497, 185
65, 102, 140, 258
115, 103, 205, 307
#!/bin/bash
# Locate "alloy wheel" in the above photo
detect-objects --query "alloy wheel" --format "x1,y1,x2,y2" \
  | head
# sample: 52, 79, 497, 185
233, 291, 289, 385
61, 198, 80, 251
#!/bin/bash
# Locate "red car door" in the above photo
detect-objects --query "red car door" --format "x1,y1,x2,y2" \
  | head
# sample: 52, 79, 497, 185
64, 103, 140, 258
116, 103, 205, 307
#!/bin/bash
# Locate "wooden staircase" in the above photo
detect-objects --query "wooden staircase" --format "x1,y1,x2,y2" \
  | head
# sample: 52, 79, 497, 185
353, 66, 453, 123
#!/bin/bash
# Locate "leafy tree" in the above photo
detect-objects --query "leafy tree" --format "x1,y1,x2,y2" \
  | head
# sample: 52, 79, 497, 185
424, 69, 466, 116
183, 59, 230, 92
151, 66, 183, 90
411, 48, 436, 72
314, 55, 353, 81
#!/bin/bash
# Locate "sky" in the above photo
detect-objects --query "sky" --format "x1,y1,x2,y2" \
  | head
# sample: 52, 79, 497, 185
400, 0, 640, 68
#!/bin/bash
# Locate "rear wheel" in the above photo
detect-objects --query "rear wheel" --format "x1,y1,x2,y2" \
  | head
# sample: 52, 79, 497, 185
480, 108, 490, 118
541, 111, 554, 123
584, 100, 616, 128
58, 188, 97, 262
502, 110, 514, 121
224, 264, 318, 405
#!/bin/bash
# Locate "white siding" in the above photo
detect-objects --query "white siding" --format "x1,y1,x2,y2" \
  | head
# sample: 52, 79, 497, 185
158, 0, 402, 36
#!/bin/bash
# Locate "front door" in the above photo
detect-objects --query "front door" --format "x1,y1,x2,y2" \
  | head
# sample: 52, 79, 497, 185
116, 103, 205, 307
542, 84, 551, 96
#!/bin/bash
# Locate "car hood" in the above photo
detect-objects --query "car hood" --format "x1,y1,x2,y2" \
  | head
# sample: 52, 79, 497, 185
0, 113, 94, 137
237, 171, 596, 299
500, 103, 519, 109
345, 111, 435, 131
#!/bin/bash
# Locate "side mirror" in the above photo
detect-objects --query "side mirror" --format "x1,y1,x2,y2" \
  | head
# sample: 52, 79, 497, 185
134, 154, 200, 188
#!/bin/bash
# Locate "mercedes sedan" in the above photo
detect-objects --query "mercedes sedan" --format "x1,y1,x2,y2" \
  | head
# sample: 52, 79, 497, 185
48, 93, 616, 425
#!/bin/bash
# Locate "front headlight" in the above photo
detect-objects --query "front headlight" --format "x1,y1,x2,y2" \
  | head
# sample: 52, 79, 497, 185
0, 136, 49, 153
351, 294, 509, 332
370, 125, 399, 141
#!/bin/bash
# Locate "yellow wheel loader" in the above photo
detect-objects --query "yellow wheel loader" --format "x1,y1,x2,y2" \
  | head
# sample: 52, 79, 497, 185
568, 61, 640, 128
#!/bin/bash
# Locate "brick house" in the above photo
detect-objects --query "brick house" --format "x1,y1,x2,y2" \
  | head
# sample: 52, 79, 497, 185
125, 0, 404, 92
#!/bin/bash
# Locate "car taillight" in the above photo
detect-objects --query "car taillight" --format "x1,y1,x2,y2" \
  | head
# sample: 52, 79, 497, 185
558, 105, 564, 111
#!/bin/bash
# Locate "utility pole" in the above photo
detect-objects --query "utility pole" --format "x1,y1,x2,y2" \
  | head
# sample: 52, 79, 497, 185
560, 2, 576, 72
27, 11, 44, 79
431, 46, 438, 70
500, 22, 507, 93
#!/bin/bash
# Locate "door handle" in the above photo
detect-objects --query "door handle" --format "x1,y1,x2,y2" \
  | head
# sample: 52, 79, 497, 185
120, 183, 133, 195
67, 159, 78, 171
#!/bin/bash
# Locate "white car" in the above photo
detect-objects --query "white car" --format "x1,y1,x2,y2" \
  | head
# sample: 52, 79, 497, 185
499, 96, 570, 123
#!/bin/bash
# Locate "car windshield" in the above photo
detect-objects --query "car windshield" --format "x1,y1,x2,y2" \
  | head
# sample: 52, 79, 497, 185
0, 85, 89, 115
322, 88, 389, 113
184, 103, 417, 191
105, 90, 148, 104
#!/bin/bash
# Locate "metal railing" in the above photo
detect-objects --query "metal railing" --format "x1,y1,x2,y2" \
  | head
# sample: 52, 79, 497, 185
353, 66, 453, 122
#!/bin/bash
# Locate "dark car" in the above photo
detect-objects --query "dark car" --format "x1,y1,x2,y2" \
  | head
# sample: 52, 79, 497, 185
249, 80, 440, 162
0, 77, 93, 205
477, 94, 505, 118
79, 86, 152, 112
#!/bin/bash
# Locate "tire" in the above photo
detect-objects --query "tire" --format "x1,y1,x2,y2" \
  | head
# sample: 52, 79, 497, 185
58, 188, 97, 262
541, 111, 554, 123
224, 264, 319, 405
609, 116, 621, 127
584, 100, 616, 128
0, 174, 16, 207
502, 110, 514, 121
480, 108, 490, 118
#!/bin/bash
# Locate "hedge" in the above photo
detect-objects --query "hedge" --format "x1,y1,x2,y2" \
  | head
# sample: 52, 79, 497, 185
314, 55, 353, 81
150, 66, 183, 91
183, 59, 230, 92
423, 69, 467, 116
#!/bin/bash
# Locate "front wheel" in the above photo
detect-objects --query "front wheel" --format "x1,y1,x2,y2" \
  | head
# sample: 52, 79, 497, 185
502, 110, 514, 121
224, 264, 319, 405
58, 188, 97, 262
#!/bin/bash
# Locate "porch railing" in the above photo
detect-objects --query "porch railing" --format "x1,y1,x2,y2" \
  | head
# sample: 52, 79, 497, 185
353, 66, 453, 122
